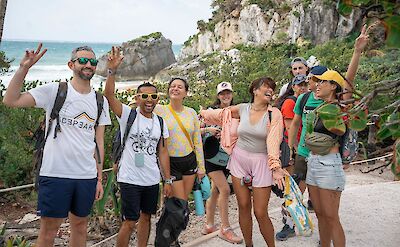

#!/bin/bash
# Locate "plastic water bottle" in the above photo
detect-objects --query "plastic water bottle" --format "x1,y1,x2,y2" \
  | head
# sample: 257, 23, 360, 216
193, 181, 205, 216
241, 175, 252, 187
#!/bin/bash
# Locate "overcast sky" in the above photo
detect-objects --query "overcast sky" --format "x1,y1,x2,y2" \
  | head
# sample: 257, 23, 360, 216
3, 0, 213, 44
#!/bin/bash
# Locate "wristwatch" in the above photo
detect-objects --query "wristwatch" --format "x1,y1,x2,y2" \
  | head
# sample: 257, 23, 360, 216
107, 68, 116, 76
164, 176, 176, 185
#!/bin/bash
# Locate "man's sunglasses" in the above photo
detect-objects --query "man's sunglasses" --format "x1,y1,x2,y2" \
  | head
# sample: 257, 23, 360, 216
136, 93, 159, 100
72, 57, 99, 66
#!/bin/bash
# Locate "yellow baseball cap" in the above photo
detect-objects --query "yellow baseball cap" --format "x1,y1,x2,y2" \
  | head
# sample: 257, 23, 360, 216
314, 70, 346, 88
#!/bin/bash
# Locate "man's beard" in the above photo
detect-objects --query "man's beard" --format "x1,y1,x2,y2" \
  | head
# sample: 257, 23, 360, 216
78, 68, 95, 80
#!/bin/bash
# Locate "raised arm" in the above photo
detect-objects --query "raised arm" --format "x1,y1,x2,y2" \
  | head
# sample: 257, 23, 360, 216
344, 24, 371, 100
3, 43, 47, 108
103, 46, 124, 118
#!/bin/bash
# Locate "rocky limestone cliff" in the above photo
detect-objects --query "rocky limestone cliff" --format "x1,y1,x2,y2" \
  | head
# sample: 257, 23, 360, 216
96, 33, 176, 81
179, 0, 362, 60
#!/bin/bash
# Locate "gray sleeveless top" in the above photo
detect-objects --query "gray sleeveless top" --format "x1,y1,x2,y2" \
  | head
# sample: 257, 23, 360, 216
236, 103, 269, 153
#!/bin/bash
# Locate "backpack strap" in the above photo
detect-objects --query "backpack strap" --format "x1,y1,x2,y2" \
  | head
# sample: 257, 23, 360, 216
115, 109, 137, 176
122, 109, 138, 150
94, 92, 104, 127
50, 82, 68, 139
94, 92, 105, 165
157, 115, 165, 148
287, 95, 297, 102
268, 110, 272, 124
266, 109, 272, 135
299, 91, 312, 116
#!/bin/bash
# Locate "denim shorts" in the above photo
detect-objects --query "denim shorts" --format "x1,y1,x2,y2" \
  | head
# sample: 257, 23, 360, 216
306, 153, 345, 192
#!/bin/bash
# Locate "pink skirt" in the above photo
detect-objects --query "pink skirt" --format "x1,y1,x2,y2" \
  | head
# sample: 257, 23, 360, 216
227, 146, 273, 187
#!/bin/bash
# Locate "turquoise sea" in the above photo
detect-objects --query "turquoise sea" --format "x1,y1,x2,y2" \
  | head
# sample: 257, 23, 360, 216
0, 40, 182, 87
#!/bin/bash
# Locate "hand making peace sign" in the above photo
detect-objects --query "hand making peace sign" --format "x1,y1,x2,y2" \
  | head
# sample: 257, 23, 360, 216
20, 43, 47, 69
107, 46, 124, 70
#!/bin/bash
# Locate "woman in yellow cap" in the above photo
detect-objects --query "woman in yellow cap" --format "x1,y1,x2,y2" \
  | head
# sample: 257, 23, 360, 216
305, 70, 348, 247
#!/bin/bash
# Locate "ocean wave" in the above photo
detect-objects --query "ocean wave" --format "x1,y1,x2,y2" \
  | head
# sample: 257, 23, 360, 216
9, 65, 70, 72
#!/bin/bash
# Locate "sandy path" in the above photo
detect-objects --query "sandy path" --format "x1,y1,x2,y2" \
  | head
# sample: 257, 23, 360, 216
192, 166, 399, 247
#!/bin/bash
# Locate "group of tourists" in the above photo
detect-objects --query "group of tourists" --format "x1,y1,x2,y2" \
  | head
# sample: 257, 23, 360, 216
2, 25, 370, 247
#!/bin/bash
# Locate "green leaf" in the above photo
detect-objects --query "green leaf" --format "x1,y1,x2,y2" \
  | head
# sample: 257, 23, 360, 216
377, 127, 392, 140
384, 15, 400, 48
0, 223, 6, 236
348, 110, 368, 131
95, 172, 115, 216
337, 0, 353, 16
322, 118, 347, 133
306, 111, 316, 134
316, 103, 342, 120
351, 0, 371, 5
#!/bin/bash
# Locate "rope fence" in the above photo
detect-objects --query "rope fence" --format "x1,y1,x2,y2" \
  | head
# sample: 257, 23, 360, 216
90, 233, 118, 247
0, 153, 394, 194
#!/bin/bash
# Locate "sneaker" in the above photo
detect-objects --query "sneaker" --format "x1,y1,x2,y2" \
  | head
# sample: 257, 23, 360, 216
275, 224, 295, 241
218, 227, 243, 244
201, 224, 218, 235
308, 200, 314, 212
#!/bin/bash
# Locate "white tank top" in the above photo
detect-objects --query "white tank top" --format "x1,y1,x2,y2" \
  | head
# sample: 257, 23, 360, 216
236, 103, 270, 153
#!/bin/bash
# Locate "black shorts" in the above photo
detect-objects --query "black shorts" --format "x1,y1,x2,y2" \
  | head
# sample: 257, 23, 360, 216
170, 152, 197, 181
294, 154, 308, 181
119, 183, 159, 221
205, 160, 230, 177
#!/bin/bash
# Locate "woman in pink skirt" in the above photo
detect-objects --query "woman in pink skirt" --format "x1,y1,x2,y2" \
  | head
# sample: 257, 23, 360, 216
201, 77, 286, 247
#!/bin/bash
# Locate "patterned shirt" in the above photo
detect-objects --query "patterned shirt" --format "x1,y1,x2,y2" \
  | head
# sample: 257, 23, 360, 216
154, 104, 205, 172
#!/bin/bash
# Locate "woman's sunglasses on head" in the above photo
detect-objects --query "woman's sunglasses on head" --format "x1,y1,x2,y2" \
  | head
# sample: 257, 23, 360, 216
72, 57, 99, 66
136, 93, 159, 100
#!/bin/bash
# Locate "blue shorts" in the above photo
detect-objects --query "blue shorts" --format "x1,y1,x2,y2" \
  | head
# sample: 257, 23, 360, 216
306, 153, 345, 192
37, 176, 97, 218
119, 183, 159, 221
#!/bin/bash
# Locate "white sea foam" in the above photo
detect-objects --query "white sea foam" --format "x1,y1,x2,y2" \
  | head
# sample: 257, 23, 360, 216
0, 65, 142, 90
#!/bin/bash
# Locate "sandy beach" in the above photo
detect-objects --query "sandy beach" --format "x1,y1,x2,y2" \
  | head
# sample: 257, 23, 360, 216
79, 160, 398, 247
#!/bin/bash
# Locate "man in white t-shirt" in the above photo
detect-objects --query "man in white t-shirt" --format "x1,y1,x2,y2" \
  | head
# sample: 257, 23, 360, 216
104, 46, 173, 247
3, 44, 111, 246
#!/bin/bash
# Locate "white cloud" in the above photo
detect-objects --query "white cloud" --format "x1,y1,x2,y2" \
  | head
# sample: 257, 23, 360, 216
3, 0, 212, 44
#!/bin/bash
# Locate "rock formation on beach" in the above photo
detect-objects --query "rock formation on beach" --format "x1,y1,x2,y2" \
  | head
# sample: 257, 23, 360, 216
179, 0, 361, 60
96, 32, 176, 81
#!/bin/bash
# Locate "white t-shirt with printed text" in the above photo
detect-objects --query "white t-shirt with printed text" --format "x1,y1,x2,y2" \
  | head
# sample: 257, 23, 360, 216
117, 104, 169, 186
29, 82, 111, 179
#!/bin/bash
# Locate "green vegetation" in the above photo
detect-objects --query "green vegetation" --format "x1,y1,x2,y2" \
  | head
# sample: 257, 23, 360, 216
1, 30, 399, 187
247, 0, 277, 11
183, 34, 199, 47
0, 51, 12, 74
128, 32, 162, 44
197, 20, 217, 33
5, 235, 31, 247
338, 0, 400, 48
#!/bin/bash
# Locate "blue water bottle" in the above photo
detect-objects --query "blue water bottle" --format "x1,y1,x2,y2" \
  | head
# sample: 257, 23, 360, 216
193, 181, 205, 216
